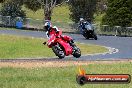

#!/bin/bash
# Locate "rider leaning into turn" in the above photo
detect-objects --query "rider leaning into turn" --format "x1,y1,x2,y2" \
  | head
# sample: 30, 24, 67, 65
43, 21, 75, 47
79, 18, 92, 34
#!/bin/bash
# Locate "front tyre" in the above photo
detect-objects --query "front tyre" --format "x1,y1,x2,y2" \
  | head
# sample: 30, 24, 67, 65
52, 45, 65, 59
93, 33, 97, 40
72, 46, 81, 58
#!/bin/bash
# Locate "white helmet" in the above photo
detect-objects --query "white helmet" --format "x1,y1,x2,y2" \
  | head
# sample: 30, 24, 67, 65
80, 18, 84, 21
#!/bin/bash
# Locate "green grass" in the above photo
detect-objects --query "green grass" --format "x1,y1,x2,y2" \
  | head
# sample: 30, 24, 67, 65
0, 27, 17, 30
0, 34, 53, 59
0, 4, 73, 30
22, 5, 73, 30
22, 4, 72, 23
0, 34, 108, 59
94, 13, 105, 25
76, 43, 108, 55
0, 62, 131, 88
52, 4, 72, 23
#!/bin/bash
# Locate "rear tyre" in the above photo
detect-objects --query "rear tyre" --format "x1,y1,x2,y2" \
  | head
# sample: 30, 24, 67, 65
52, 45, 65, 59
83, 33, 89, 39
85, 36, 89, 39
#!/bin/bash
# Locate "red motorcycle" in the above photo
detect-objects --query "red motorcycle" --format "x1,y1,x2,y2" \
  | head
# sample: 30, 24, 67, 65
46, 29, 81, 59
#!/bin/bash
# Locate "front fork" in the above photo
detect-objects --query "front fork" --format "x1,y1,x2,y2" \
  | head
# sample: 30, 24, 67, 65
70, 42, 78, 54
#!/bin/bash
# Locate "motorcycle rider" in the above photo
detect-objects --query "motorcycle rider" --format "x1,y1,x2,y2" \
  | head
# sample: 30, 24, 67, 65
79, 18, 93, 34
79, 18, 85, 27
79, 18, 86, 34
43, 21, 75, 48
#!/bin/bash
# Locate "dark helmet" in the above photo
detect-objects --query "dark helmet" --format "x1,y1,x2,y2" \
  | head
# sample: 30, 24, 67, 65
44, 21, 52, 31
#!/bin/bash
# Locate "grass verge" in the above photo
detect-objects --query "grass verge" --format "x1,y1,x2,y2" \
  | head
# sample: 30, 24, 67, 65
0, 27, 17, 30
0, 34, 108, 59
22, 4, 72, 23
0, 61, 131, 88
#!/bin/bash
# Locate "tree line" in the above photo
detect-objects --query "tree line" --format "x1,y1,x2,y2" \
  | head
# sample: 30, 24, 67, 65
0, 0, 131, 27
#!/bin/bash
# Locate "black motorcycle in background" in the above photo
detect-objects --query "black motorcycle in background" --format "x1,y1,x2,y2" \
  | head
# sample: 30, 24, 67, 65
79, 22, 97, 40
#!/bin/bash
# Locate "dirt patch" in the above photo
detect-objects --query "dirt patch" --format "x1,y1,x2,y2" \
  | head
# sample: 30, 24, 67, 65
0, 59, 132, 68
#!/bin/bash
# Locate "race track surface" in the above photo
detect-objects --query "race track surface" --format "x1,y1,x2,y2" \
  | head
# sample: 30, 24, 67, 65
0, 29, 132, 60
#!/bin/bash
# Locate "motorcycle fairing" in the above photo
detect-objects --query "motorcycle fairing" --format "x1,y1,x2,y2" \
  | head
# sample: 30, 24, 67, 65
47, 34, 56, 48
57, 38, 73, 56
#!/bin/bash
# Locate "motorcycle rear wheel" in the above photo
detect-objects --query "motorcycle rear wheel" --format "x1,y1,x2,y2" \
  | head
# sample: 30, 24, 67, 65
52, 45, 65, 59
83, 33, 89, 39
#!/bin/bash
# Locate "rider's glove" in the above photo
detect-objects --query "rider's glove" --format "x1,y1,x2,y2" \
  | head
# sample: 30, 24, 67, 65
43, 42, 47, 45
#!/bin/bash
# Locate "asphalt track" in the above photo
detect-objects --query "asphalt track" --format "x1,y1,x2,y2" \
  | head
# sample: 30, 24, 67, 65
0, 29, 132, 60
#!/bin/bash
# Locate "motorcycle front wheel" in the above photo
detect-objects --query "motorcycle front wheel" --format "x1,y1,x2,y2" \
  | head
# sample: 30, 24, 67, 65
93, 33, 97, 40
52, 45, 65, 59
72, 46, 81, 58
